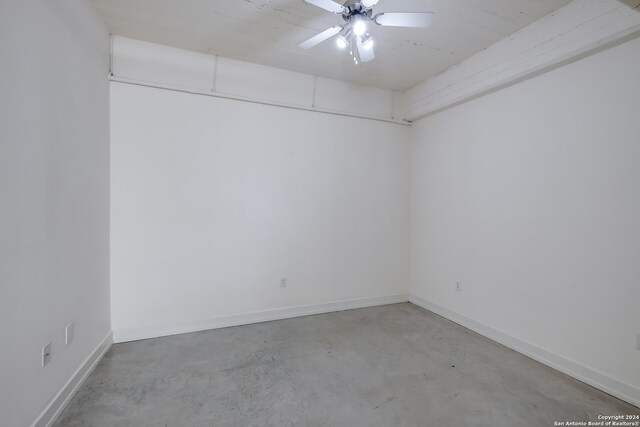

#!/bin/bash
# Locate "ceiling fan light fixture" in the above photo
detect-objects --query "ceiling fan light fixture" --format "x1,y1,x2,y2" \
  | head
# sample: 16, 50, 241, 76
352, 18, 366, 36
361, 34, 374, 49
299, 0, 435, 65
336, 35, 348, 49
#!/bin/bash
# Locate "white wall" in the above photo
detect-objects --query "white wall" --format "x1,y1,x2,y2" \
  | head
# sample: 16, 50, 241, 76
410, 36, 640, 404
110, 82, 410, 340
0, 1, 111, 426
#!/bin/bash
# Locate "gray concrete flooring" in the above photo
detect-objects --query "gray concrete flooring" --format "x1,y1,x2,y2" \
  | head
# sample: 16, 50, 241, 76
54, 303, 638, 426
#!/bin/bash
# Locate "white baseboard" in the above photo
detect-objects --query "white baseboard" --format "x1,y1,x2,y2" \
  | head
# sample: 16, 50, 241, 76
408, 294, 640, 408
31, 331, 113, 427
113, 293, 410, 344
29, 295, 637, 426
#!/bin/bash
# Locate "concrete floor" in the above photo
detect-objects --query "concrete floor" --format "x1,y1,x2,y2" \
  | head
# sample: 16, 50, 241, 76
54, 303, 638, 426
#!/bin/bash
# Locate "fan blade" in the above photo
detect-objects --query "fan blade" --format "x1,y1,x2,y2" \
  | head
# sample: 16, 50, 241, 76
361, 0, 379, 8
356, 36, 375, 63
374, 12, 434, 28
298, 26, 342, 49
303, 0, 346, 14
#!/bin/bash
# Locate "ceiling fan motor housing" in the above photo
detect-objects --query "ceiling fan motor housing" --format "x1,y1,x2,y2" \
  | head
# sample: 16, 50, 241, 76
341, 1, 374, 22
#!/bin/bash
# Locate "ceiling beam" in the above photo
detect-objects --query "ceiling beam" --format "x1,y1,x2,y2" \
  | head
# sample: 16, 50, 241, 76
401, 0, 640, 121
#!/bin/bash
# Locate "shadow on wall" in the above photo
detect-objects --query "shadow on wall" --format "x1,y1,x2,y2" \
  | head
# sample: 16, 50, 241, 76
618, 0, 640, 9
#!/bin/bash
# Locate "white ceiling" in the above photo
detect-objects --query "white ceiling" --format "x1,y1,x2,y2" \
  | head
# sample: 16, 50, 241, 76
89, 0, 572, 91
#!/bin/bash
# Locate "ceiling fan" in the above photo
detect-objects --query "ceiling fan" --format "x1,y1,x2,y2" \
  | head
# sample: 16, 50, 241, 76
298, 0, 434, 65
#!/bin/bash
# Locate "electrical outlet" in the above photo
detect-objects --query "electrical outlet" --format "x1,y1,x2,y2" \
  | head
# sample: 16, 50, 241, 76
280, 278, 288, 288
65, 323, 74, 346
42, 343, 51, 367
456, 281, 462, 292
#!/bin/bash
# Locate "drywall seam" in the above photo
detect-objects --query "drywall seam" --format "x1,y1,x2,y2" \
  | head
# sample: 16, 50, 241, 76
211, 54, 219, 93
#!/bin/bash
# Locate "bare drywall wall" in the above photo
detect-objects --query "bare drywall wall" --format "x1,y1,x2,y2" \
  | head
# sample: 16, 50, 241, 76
110, 82, 410, 341
0, 1, 111, 426
409, 36, 640, 405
